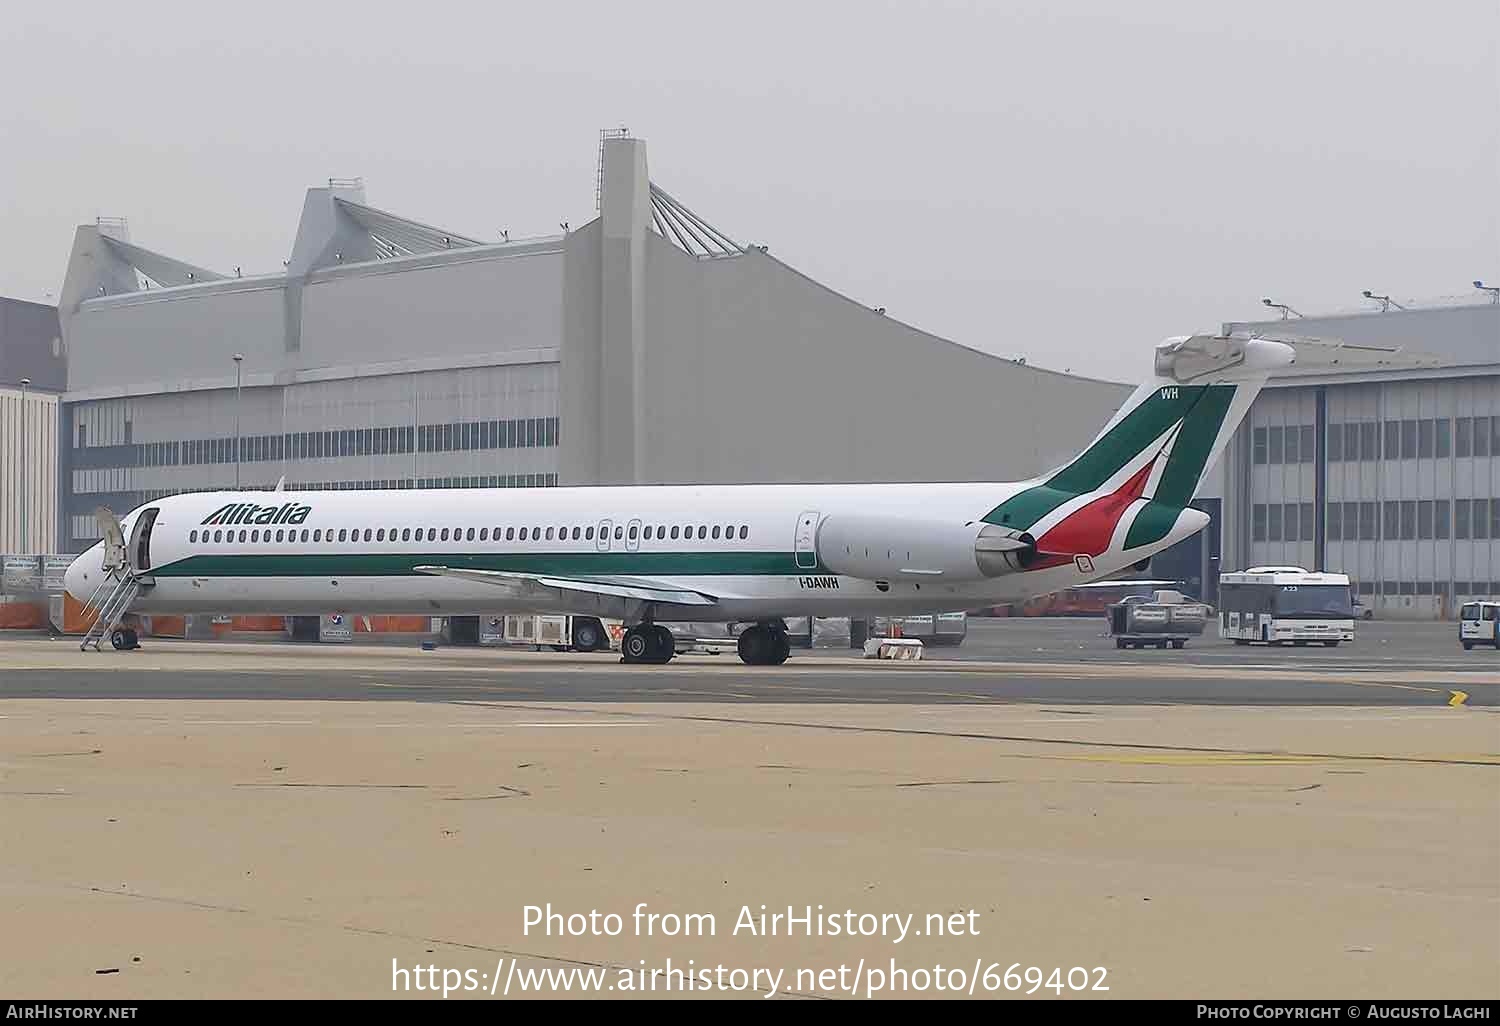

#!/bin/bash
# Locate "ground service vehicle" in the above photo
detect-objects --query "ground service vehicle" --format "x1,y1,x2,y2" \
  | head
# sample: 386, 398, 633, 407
1106, 589, 1211, 649
1458, 601, 1500, 650
1218, 567, 1355, 647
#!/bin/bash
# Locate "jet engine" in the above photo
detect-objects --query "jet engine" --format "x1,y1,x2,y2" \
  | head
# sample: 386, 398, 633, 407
815, 514, 1039, 581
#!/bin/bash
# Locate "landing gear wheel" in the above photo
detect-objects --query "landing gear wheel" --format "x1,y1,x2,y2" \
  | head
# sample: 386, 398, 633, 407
1115, 637, 1126, 649
737, 625, 789, 665
1323, 640, 1340, 648
1156, 640, 1167, 650
1462, 642, 1473, 650
771, 628, 791, 665
1171, 640, 1185, 649
110, 628, 129, 651
649, 625, 675, 664
622, 627, 652, 664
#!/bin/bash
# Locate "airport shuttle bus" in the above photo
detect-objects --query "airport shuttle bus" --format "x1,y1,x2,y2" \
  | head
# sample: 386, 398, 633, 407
1217, 566, 1355, 647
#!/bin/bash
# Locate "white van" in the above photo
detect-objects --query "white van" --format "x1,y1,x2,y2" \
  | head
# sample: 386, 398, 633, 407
1458, 601, 1500, 650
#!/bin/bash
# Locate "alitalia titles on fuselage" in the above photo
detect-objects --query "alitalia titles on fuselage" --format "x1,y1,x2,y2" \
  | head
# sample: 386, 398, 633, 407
201, 502, 313, 527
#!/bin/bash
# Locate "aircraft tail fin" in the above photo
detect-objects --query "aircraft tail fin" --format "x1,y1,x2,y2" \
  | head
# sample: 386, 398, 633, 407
980, 335, 1294, 550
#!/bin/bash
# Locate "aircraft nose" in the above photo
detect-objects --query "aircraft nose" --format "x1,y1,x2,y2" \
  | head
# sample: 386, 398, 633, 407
64, 544, 101, 602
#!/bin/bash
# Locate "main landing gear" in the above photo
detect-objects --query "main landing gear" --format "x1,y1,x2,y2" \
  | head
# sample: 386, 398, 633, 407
737, 623, 791, 666
109, 627, 140, 651
621, 624, 675, 665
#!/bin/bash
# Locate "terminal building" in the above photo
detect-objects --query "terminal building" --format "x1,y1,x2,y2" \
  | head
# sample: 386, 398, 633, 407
16, 131, 1500, 621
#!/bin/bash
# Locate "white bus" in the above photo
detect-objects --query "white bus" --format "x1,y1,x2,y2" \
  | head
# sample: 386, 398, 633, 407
1218, 567, 1355, 647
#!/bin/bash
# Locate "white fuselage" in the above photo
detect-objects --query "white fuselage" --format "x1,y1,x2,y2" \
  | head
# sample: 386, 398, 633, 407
65, 481, 1204, 623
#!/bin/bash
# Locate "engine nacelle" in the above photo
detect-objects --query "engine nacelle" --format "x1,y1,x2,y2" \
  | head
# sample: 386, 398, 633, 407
816, 514, 1037, 582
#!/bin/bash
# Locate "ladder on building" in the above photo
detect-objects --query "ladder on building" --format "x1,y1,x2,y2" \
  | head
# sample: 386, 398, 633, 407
78, 573, 142, 651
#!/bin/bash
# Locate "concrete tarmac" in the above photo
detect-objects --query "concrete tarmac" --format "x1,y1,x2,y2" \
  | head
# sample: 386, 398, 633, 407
1, 625, 1496, 1000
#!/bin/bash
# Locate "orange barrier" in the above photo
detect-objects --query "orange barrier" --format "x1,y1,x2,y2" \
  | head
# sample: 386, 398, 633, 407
144, 615, 188, 638
355, 615, 431, 633
0, 599, 46, 630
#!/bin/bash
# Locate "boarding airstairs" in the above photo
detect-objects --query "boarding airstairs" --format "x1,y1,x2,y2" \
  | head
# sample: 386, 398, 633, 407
79, 573, 143, 651
78, 506, 149, 651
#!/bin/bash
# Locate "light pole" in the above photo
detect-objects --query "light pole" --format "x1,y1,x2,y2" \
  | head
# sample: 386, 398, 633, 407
1474, 280, 1500, 304
232, 354, 244, 489
1261, 298, 1302, 320
18, 377, 29, 553
1362, 290, 1405, 312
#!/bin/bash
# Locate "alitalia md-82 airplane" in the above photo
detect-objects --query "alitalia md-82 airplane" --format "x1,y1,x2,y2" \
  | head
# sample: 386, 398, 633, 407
65, 334, 1389, 665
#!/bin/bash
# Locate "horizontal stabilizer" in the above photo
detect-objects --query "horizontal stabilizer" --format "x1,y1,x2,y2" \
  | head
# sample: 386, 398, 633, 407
411, 566, 719, 606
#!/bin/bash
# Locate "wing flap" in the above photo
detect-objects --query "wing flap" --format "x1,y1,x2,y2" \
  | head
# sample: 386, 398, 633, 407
411, 565, 719, 606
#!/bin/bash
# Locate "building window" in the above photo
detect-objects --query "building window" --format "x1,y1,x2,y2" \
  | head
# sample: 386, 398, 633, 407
1252, 428, 1267, 465
1383, 501, 1399, 540
1455, 500, 1470, 539
1359, 422, 1379, 461
1344, 423, 1368, 459
1418, 420, 1434, 458
1478, 417, 1494, 457
1486, 498, 1498, 540
1283, 503, 1299, 542
1327, 424, 1343, 462
1300, 502, 1314, 541
1400, 420, 1417, 459
1435, 500, 1449, 540
1327, 503, 1342, 541
1267, 504, 1282, 542
1417, 500, 1433, 540
1267, 426, 1284, 464
1384, 421, 1401, 460
1283, 426, 1298, 464
1359, 502, 1377, 541
1399, 500, 1416, 540
1435, 418, 1450, 458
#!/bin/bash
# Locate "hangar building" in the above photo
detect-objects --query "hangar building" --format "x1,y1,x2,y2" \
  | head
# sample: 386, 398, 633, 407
1185, 299, 1499, 617
54, 133, 1128, 551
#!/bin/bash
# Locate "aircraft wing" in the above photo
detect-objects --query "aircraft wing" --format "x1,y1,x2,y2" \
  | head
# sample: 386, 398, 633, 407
410, 566, 720, 606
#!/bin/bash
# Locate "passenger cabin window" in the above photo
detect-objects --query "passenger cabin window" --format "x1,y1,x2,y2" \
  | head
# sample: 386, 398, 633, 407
467, 528, 476, 541
546, 527, 555, 541
376, 529, 385, 541
190, 530, 198, 542
479, 528, 488, 541
670, 526, 680, 540
628, 525, 638, 540
251, 530, 260, 542
697, 526, 707, 539
301, 530, 309, 542
440, 528, 449, 541
739, 526, 748, 539
506, 527, 516, 541
712, 526, 721, 540
614, 526, 623, 540
213, 530, 222, 542
571, 527, 581, 540
585, 527, 593, 540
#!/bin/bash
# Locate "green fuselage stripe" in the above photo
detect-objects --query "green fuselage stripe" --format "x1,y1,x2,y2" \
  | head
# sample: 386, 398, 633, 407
151, 550, 823, 579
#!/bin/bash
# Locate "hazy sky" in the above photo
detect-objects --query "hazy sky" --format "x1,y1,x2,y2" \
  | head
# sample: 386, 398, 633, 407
1, 1, 1494, 381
